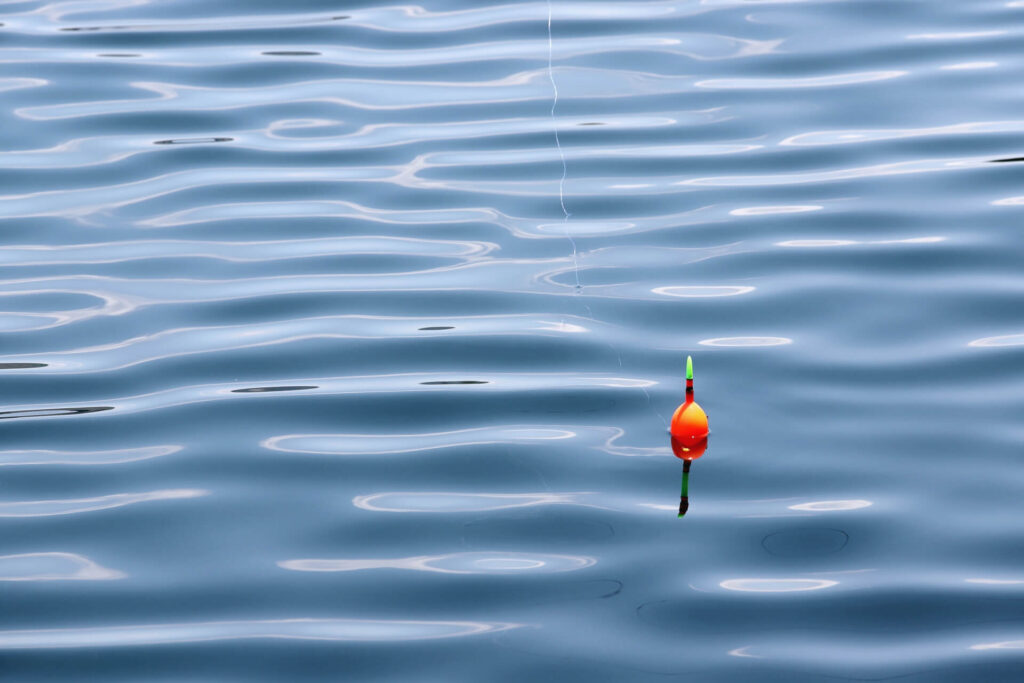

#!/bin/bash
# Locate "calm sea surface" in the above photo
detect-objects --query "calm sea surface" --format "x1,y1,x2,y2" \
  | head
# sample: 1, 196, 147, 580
2, 0, 1024, 680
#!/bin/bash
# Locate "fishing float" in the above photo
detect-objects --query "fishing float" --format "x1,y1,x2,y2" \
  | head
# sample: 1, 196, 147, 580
670, 356, 709, 518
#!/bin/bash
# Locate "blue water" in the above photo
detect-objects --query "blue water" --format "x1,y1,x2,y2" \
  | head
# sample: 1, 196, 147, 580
2, 0, 1024, 680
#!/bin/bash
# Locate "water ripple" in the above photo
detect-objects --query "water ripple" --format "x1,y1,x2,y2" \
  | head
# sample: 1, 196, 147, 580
0, 553, 124, 581
280, 552, 595, 575
352, 492, 596, 513
0, 445, 181, 466
0, 490, 206, 517
0, 618, 517, 649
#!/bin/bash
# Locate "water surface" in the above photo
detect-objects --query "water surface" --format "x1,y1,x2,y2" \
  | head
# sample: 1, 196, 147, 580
2, 0, 1024, 680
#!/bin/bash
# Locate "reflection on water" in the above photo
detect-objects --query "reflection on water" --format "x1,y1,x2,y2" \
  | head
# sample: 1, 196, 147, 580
264, 426, 572, 456
352, 492, 593, 513
969, 334, 1024, 347
280, 552, 595, 575
698, 337, 792, 347
972, 640, 1024, 651
719, 578, 839, 593
0, 445, 181, 467
153, 138, 233, 145
0, 406, 113, 420
0, 553, 124, 581
230, 386, 318, 393
0, 618, 517, 649
651, 285, 754, 298
419, 380, 489, 385
730, 205, 822, 216
0, 490, 205, 518
788, 500, 873, 512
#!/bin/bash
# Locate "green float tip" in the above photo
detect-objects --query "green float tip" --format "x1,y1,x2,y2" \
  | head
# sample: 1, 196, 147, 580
686, 355, 693, 380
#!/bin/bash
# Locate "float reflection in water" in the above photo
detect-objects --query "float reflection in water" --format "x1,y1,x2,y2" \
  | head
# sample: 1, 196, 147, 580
669, 356, 710, 518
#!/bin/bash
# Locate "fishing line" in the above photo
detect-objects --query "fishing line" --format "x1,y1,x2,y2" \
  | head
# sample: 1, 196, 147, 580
545, 2, 668, 431
547, 0, 580, 293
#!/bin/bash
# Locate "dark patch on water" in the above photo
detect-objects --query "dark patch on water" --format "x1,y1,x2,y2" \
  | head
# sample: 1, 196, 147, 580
991, 157, 1024, 163
231, 386, 318, 393
578, 122, 605, 126
154, 137, 234, 145
0, 363, 47, 369
420, 380, 488, 385
761, 527, 849, 558
418, 326, 454, 331
98, 53, 141, 58
262, 51, 322, 56
60, 26, 130, 32
636, 599, 666, 619
594, 579, 623, 598
330, 15, 350, 20
0, 406, 113, 420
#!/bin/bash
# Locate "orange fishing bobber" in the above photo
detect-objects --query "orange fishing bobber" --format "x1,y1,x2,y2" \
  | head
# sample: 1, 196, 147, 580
670, 356, 709, 447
